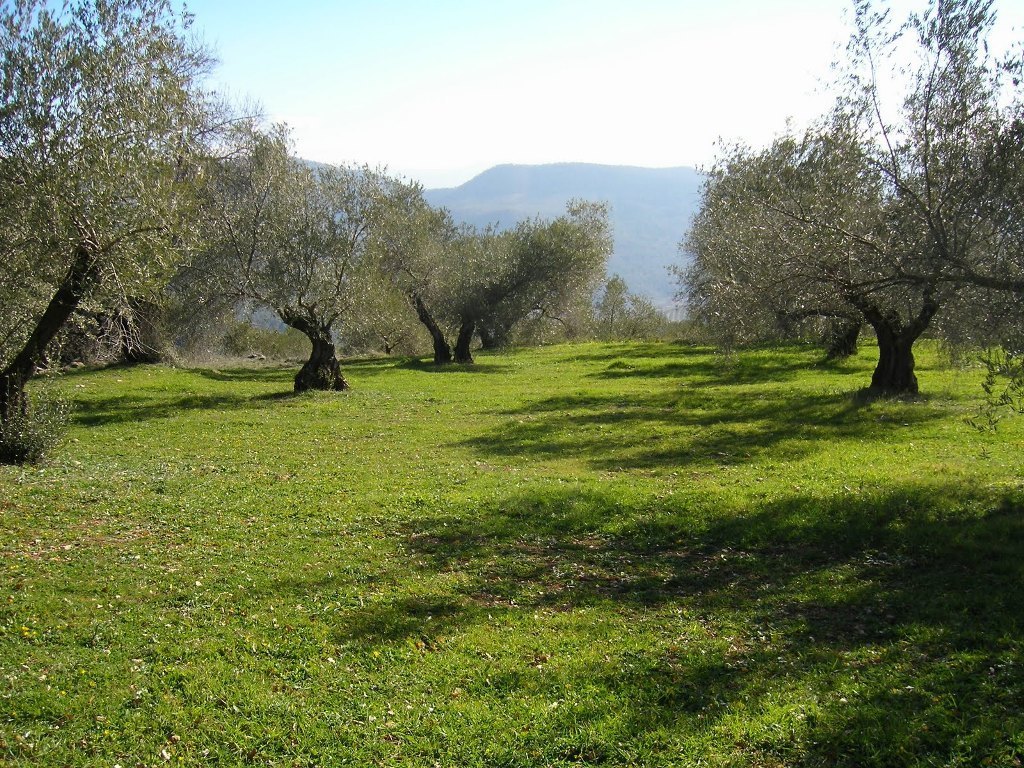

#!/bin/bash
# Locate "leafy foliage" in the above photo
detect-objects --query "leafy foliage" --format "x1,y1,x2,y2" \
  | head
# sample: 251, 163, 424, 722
371, 199, 612, 363
0, 0, 213, 357
679, 0, 1024, 394
458, 201, 613, 357
968, 348, 1024, 431
188, 126, 413, 390
0, 388, 69, 464
368, 190, 467, 363
594, 275, 666, 341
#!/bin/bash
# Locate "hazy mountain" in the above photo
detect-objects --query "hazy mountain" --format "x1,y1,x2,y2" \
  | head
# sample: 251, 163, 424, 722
425, 163, 703, 309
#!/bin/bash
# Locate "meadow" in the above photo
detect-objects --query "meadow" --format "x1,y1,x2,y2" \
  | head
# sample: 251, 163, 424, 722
1, 341, 1021, 767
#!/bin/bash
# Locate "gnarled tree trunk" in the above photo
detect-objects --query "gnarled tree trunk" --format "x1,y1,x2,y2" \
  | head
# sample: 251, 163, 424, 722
281, 313, 348, 393
1, 242, 100, 427
454, 318, 475, 364
409, 292, 452, 365
852, 291, 939, 396
870, 326, 919, 394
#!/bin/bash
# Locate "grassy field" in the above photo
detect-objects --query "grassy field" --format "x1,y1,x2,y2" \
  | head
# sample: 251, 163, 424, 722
1, 341, 1021, 767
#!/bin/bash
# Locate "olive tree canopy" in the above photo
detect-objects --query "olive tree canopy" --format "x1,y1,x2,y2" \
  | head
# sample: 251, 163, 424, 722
0, 0, 214, 427
680, 0, 1024, 394
372, 199, 611, 365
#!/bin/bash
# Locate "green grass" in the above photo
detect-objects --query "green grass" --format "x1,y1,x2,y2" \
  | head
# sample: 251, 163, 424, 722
1, 341, 1021, 766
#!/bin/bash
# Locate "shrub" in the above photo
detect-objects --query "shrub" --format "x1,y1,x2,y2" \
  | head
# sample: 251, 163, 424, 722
968, 348, 1024, 432
0, 391, 71, 465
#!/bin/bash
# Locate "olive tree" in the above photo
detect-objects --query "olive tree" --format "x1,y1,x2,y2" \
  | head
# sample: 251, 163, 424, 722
459, 201, 613, 361
369, 188, 466, 364
680, 0, 1024, 394
594, 275, 666, 341
191, 126, 403, 391
0, 0, 213, 458
373, 199, 611, 364
682, 122, 944, 391
340, 269, 432, 356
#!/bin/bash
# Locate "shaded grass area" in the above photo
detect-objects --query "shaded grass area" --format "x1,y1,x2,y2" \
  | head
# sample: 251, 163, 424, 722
400, 485, 1022, 748
465, 345, 954, 476
1, 342, 1021, 766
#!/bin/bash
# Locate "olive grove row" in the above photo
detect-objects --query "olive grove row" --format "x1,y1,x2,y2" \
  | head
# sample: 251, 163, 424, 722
0, 0, 665, 460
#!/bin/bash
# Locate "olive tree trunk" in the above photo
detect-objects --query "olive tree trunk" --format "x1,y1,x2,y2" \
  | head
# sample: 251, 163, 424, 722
454, 318, 475, 364
409, 292, 452, 365
870, 327, 919, 394
854, 292, 939, 396
281, 313, 348, 393
1, 243, 100, 426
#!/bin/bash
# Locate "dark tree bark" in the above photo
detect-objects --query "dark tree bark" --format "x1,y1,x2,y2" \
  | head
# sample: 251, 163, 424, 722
851, 291, 939, 395
454, 318, 475, 364
409, 292, 452, 364
280, 313, 348, 392
295, 336, 347, 393
870, 326, 919, 393
825, 318, 861, 360
1, 242, 100, 425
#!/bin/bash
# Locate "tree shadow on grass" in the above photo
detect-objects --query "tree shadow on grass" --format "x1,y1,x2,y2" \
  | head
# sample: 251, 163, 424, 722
337, 482, 1023, 765
461, 383, 943, 472
337, 594, 468, 646
72, 392, 257, 427
329, 355, 404, 380
70, 363, 377, 426
590, 343, 833, 385
72, 385, 295, 427
564, 341, 718, 364
395, 357, 513, 375
191, 366, 296, 384
400, 485, 1022, 619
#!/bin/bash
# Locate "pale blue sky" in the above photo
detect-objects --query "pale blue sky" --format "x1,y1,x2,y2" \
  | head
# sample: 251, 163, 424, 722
184, 0, 1024, 187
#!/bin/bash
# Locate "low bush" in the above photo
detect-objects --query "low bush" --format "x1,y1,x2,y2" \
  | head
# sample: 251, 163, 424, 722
0, 389, 71, 464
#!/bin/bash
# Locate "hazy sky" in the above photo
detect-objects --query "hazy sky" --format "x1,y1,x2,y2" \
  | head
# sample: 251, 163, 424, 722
185, 0, 1024, 188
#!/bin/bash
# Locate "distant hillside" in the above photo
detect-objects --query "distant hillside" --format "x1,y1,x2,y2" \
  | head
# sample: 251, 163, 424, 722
425, 163, 702, 309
